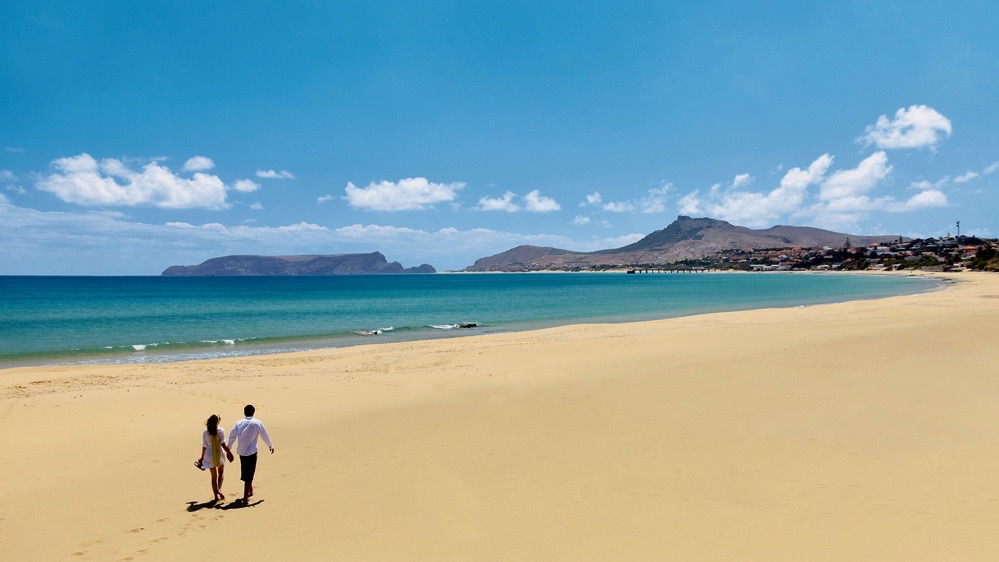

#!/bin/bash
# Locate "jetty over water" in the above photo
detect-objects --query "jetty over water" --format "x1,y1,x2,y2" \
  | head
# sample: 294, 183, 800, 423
626, 266, 709, 274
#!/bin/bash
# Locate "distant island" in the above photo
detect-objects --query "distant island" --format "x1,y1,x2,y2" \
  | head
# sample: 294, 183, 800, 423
162, 252, 436, 276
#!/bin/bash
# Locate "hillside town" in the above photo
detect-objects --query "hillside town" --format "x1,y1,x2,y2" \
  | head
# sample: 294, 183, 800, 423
653, 235, 999, 273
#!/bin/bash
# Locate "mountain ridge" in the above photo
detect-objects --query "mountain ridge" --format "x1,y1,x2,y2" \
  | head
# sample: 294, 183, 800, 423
467, 216, 902, 271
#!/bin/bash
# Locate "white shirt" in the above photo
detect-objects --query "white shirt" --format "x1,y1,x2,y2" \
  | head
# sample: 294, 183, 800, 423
227, 416, 274, 456
201, 427, 227, 468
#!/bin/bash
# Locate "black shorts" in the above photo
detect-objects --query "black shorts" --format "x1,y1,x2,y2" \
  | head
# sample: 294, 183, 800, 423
239, 453, 258, 483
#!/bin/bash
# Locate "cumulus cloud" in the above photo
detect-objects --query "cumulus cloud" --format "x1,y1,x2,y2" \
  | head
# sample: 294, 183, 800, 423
677, 154, 833, 228
233, 179, 260, 193
818, 151, 892, 207
523, 190, 560, 212
677, 191, 702, 216
344, 177, 464, 211
954, 171, 979, 183
477, 191, 519, 212
256, 169, 296, 179
0, 170, 16, 182
859, 105, 952, 150
182, 156, 215, 171
807, 152, 947, 228
477, 190, 561, 212
886, 189, 948, 212
639, 184, 672, 213
985, 162, 999, 175
602, 201, 635, 213
36, 153, 231, 209
910, 177, 949, 191
731, 173, 753, 189
250, 202, 264, 210
317, 194, 335, 204
572, 215, 591, 225
581, 192, 603, 206
588, 184, 672, 215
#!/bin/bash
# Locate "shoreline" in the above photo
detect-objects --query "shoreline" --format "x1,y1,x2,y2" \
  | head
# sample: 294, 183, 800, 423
0, 270, 942, 370
3, 271, 998, 560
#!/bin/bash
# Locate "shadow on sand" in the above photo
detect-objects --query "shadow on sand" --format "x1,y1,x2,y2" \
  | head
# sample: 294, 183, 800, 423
221, 499, 264, 510
186, 499, 223, 512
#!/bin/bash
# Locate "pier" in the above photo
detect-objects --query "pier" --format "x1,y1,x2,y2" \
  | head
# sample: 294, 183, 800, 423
626, 267, 708, 274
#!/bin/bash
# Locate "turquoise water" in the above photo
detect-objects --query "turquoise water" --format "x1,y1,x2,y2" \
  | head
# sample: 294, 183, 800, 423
0, 273, 939, 367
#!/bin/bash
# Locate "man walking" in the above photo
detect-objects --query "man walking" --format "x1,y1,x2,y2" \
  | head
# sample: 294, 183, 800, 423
227, 404, 275, 503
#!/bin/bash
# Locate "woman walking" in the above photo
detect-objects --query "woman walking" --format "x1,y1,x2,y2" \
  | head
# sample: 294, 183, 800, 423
197, 414, 235, 501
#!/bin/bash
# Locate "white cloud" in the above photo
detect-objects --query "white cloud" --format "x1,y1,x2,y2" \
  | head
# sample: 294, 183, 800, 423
182, 156, 215, 171
6, 185, 26, 194
585, 184, 672, 215
164, 220, 329, 236
813, 152, 892, 216
572, 215, 591, 225
602, 201, 635, 213
250, 202, 264, 210
233, 179, 260, 193
677, 154, 833, 228
819, 152, 891, 203
640, 184, 672, 213
334, 224, 426, 238
37, 153, 230, 209
806, 152, 946, 226
4, 146, 24, 153
523, 189, 560, 212
344, 177, 464, 211
731, 173, 753, 189
0, 170, 16, 182
477, 191, 519, 212
859, 105, 952, 150
910, 177, 949, 191
476, 190, 560, 212
256, 169, 296, 179
886, 189, 948, 212
677, 191, 702, 216
984, 162, 999, 175
954, 171, 979, 183
317, 194, 334, 204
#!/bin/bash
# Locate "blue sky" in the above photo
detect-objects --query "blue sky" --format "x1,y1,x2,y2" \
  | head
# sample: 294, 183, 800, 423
1, 1, 997, 274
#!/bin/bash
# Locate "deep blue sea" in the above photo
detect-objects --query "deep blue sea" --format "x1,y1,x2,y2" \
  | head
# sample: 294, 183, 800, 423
0, 273, 939, 368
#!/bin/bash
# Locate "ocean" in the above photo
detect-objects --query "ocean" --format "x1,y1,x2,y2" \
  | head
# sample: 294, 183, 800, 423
0, 273, 939, 368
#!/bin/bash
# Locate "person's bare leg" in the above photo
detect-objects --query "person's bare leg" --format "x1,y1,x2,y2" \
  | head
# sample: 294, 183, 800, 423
217, 465, 225, 500
210, 467, 221, 501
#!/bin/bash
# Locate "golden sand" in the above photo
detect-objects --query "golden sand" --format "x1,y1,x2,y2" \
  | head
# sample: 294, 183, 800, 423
2, 272, 998, 560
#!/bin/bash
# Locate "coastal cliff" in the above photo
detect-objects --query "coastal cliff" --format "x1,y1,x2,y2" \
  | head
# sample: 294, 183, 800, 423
162, 252, 435, 276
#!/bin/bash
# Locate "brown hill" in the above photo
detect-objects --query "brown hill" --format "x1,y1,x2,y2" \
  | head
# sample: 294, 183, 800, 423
466, 216, 901, 271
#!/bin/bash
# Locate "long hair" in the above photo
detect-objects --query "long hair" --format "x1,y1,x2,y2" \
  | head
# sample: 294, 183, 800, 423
206, 414, 220, 437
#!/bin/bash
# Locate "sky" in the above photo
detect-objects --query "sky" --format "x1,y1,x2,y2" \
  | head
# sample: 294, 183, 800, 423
1, 1, 997, 274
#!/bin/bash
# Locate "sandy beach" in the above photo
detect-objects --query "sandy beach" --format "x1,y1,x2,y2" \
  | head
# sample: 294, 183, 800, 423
2, 272, 998, 560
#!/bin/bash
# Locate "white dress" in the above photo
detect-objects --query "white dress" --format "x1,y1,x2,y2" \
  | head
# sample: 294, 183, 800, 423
200, 427, 227, 469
